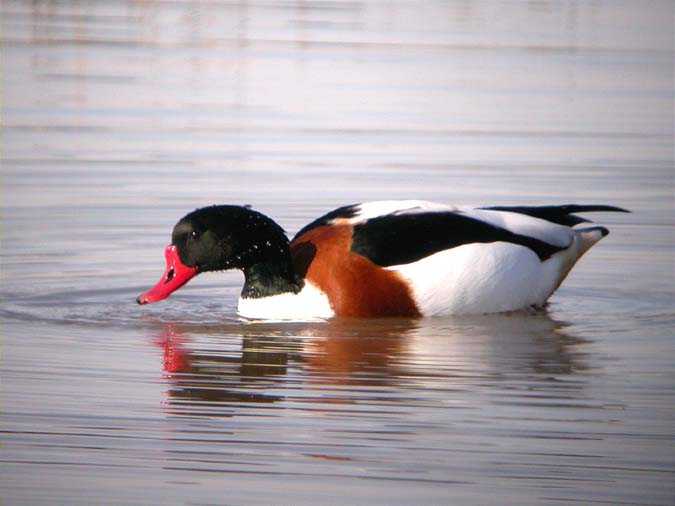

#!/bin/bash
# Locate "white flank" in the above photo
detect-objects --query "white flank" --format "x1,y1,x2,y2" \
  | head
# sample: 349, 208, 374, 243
388, 228, 604, 316
387, 242, 544, 315
237, 281, 334, 321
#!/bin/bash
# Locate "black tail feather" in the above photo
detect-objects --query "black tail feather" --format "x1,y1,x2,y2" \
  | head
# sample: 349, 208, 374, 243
481, 204, 630, 227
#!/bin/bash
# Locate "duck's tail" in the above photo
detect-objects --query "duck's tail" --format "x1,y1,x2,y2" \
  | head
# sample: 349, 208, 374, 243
543, 226, 612, 300
575, 226, 609, 258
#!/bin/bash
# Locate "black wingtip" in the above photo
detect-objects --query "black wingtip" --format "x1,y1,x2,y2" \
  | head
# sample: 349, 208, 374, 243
601, 205, 631, 214
599, 227, 610, 237
567, 204, 631, 214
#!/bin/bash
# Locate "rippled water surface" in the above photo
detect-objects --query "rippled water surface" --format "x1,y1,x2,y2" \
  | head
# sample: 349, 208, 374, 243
2, 1, 674, 504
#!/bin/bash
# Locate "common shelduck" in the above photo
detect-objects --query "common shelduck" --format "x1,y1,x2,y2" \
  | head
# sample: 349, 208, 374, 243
136, 201, 628, 318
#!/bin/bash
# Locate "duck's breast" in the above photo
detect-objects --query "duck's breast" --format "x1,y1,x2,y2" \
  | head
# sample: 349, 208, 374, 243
290, 224, 421, 317
237, 281, 334, 320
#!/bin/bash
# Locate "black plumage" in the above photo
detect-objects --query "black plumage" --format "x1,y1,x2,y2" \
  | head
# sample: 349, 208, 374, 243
351, 212, 567, 265
480, 204, 629, 227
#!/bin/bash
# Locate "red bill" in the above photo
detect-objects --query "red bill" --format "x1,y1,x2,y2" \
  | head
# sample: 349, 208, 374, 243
137, 245, 198, 305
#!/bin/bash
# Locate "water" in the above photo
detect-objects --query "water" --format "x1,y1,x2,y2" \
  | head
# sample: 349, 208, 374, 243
1, 0, 674, 504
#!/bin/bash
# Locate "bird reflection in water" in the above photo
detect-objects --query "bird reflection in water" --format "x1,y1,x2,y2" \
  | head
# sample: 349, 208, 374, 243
154, 324, 293, 415
151, 311, 588, 417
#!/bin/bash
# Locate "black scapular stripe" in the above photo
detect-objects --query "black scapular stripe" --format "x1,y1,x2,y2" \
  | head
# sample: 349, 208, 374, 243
293, 203, 360, 239
480, 204, 629, 227
351, 212, 566, 266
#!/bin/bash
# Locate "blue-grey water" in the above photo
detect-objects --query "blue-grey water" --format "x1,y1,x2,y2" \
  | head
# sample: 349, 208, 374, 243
1, 1, 674, 504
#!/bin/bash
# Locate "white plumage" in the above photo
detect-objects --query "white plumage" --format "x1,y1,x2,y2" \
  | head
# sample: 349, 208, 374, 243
388, 227, 603, 316
237, 280, 334, 320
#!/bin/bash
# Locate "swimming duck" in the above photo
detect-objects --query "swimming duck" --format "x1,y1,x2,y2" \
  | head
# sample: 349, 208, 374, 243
136, 201, 628, 318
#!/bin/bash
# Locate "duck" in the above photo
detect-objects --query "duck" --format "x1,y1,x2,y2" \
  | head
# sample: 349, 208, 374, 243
136, 200, 628, 318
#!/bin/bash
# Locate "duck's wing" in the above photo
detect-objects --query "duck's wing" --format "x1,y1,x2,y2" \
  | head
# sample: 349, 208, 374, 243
293, 200, 632, 268
349, 204, 574, 266
293, 200, 587, 267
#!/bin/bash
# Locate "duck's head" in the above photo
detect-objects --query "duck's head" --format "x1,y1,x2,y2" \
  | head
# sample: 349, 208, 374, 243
137, 205, 294, 305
